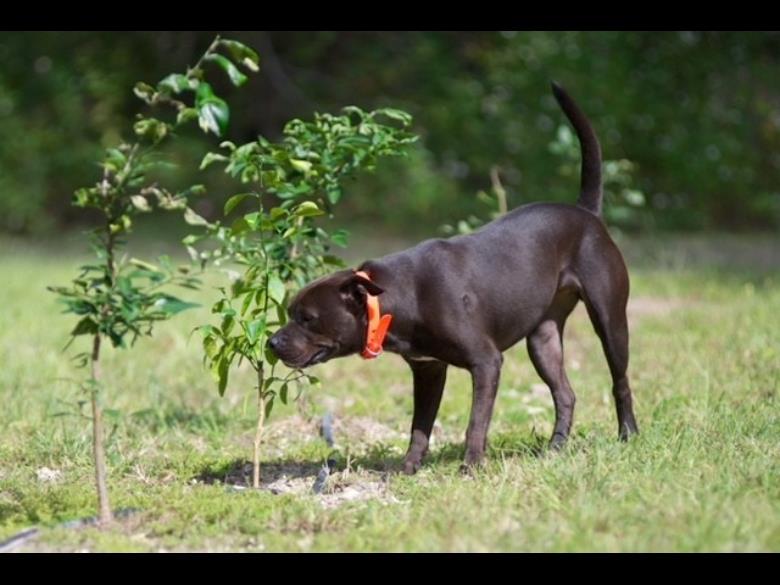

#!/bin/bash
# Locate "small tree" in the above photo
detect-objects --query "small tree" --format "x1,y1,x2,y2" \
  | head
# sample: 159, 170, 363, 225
48, 36, 258, 524
189, 107, 417, 487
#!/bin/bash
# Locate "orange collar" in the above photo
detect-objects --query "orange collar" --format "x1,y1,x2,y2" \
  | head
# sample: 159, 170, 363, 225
355, 270, 393, 359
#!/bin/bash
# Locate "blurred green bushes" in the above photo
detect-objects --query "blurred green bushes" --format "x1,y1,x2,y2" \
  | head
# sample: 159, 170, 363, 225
1, 31, 779, 234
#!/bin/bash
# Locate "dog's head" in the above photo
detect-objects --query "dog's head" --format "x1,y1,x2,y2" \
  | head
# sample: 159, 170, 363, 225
267, 269, 383, 368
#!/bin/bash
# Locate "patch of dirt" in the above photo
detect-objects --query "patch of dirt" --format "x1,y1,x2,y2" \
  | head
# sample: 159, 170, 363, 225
198, 412, 407, 508
35, 467, 62, 484
317, 473, 400, 509
200, 460, 399, 509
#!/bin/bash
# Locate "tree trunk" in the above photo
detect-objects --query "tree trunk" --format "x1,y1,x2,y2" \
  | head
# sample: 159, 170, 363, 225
252, 365, 266, 489
90, 334, 113, 525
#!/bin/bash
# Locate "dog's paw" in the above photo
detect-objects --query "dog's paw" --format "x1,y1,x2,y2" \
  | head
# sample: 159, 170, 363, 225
618, 424, 639, 442
549, 433, 568, 451
460, 450, 485, 475
402, 457, 422, 476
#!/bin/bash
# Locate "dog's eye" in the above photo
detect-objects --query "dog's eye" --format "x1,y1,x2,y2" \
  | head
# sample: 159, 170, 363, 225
300, 312, 316, 324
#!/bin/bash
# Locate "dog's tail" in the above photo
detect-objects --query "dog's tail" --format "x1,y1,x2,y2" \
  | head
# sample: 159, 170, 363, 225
551, 82, 603, 217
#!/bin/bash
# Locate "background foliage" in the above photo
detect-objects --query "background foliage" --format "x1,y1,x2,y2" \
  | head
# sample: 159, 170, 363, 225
2, 31, 779, 235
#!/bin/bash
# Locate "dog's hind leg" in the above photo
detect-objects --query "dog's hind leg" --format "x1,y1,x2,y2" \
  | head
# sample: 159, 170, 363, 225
527, 290, 579, 449
578, 249, 639, 440
402, 359, 448, 475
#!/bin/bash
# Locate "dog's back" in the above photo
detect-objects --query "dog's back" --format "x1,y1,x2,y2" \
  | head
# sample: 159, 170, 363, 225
362, 83, 630, 360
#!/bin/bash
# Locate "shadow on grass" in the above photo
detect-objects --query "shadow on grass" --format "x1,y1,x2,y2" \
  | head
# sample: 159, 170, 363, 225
193, 430, 554, 486
346, 431, 551, 473
194, 458, 324, 488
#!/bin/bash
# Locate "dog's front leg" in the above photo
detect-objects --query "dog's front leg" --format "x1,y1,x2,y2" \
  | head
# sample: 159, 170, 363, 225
463, 351, 503, 471
403, 359, 448, 475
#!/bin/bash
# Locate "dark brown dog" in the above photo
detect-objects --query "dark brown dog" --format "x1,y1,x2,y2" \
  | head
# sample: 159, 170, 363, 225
268, 83, 639, 474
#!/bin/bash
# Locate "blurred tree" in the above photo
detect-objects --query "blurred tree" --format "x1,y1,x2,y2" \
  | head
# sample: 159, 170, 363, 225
2, 31, 779, 233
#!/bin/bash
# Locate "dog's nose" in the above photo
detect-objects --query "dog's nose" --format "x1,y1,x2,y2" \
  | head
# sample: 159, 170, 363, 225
267, 335, 282, 353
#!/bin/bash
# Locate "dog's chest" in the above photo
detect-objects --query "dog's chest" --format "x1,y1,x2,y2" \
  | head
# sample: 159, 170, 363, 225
405, 354, 438, 362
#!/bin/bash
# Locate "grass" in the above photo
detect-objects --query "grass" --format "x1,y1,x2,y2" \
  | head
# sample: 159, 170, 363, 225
0, 230, 778, 552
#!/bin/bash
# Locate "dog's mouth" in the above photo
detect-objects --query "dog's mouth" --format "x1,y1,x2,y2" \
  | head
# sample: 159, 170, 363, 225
282, 344, 338, 369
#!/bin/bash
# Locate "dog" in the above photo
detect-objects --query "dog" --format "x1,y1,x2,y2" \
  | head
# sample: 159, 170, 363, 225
268, 82, 639, 474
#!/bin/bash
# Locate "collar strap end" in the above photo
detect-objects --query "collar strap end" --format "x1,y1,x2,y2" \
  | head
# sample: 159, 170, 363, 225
355, 270, 393, 360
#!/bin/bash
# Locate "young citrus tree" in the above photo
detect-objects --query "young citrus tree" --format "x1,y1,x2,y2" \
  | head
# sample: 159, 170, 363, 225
48, 36, 258, 523
188, 107, 418, 487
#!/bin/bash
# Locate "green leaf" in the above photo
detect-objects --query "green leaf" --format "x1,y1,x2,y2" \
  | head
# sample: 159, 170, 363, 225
212, 355, 230, 397
376, 107, 413, 126
196, 83, 230, 137
129, 258, 160, 272
71, 353, 90, 368
240, 289, 254, 317
110, 215, 133, 234
130, 195, 151, 212
290, 159, 313, 174
70, 317, 97, 337
157, 73, 196, 94
176, 108, 199, 126
188, 184, 207, 196
103, 148, 127, 173
230, 217, 250, 235
264, 394, 275, 420
198, 99, 230, 137
322, 254, 344, 266
223, 193, 257, 216
243, 211, 261, 230
186, 246, 199, 263
200, 152, 229, 170
327, 186, 342, 205
276, 301, 288, 326
245, 319, 266, 345
279, 383, 288, 405
331, 229, 349, 248
269, 207, 288, 221
157, 296, 200, 316
133, 82, 156, 103
134, 118, 169, 142
184, 207, 209, 226
219, 40, 260, 72
294, 201, 324, 218
73, 187, 93, 208
265, 346, 279, 366
221, 313, 235, 336
203, 335, 219, 360
267, 275, 286, 305
205, 54, 248, 87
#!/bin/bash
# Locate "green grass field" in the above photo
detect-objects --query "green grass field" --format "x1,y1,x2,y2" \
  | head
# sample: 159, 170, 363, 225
1, 231, 778, 552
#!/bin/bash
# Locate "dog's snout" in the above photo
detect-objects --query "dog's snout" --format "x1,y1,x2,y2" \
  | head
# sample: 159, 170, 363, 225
267, 334, 282, 353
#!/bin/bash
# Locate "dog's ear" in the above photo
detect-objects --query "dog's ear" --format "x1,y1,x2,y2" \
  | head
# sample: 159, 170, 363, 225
340, 273, 384, 307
